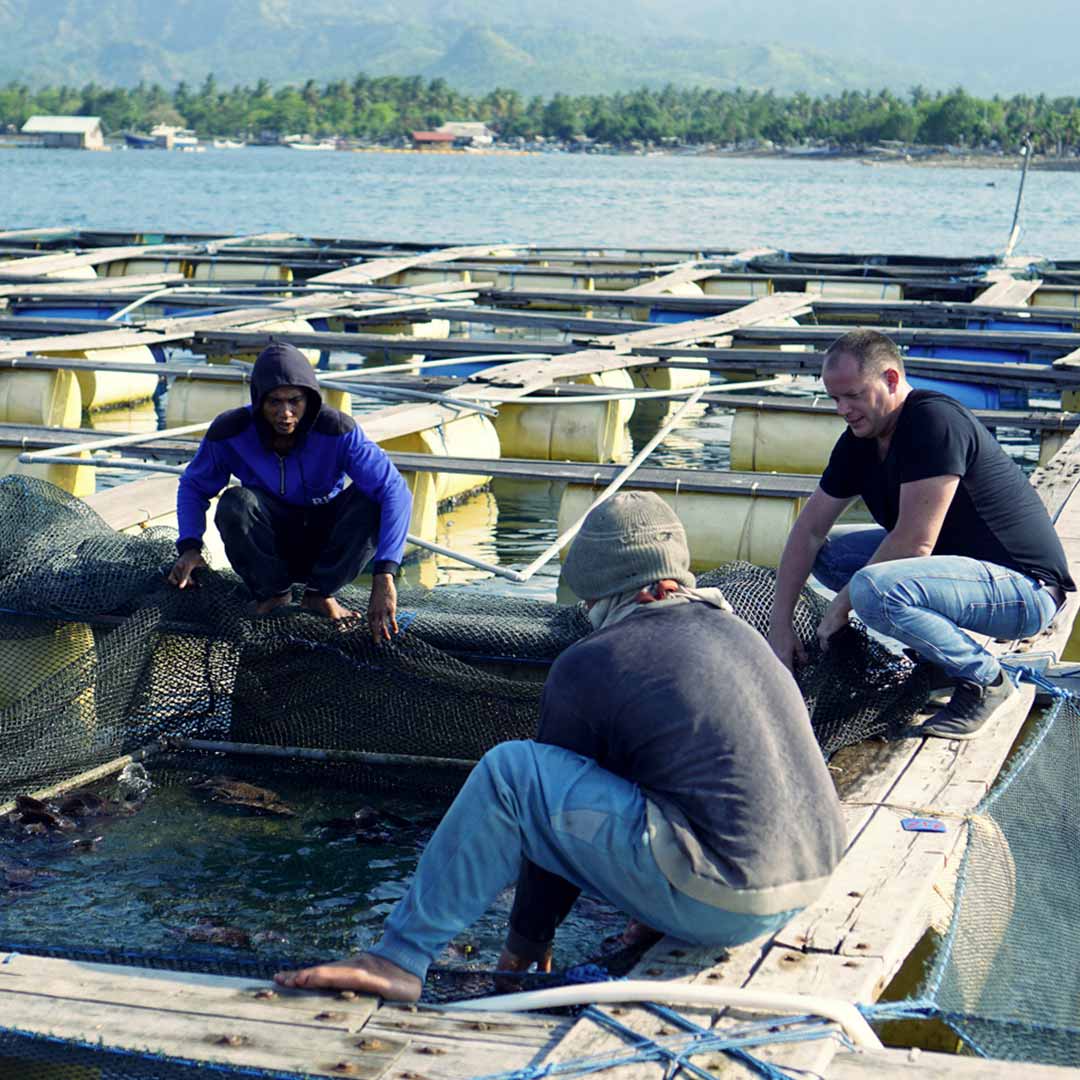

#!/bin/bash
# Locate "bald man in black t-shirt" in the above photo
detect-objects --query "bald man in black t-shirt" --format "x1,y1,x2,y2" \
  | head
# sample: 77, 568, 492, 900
768, 329, 1074, 740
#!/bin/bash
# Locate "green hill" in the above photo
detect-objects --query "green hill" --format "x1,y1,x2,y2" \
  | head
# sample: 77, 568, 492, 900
3, 0, 1077, 96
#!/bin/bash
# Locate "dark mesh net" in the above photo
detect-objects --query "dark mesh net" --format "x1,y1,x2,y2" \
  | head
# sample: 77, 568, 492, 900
0, 476, 938, 1080
0, 476, 932, 805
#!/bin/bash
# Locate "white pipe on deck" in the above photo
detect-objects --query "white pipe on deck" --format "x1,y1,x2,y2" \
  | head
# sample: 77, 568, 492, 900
446, 981, 883, 1051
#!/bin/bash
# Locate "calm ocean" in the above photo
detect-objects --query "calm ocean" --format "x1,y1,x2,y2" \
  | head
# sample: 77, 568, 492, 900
5, 145, 1080, 256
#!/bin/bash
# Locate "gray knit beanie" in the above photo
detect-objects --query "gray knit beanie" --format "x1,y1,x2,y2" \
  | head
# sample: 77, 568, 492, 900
562, 491, 695, 600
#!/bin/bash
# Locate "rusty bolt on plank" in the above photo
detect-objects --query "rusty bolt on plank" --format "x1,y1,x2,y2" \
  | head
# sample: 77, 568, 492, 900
252, 988, 277, 999
316, 1010, 347, 1022
356, 1038, 388, 1052
331, 1063, 358, 1075
417, 1046, 446, 1056
212, 1034, 251, 1047
338, 990, 358, 1001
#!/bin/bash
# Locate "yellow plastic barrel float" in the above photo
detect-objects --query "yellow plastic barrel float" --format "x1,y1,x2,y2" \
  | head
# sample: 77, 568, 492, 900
804, 279, 903, 301
729, 407, 845, 475
629, 279, 706, 322
99, 256, 187, 277
408, 488, 499, 589
0, 618, 97, 764
378, 413, 500, 503
495, 369, 636, 462
557, 484, 800, 585
1031, 287, 1080, 310
0, 367, 93, 495
387, 268, 471, 288
40, 345, 160, 412
327, 316, 451, 368
186, 260, 292, 283
700, 277, 773, 298
165, 377, 350, 426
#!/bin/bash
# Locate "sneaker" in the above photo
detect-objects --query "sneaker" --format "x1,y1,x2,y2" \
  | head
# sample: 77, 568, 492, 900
918, 671, 1015, 741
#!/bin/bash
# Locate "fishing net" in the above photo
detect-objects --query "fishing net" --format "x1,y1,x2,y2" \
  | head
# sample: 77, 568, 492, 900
916, 687, 1080, 1066
0, 476, 930, 806
0, 476, 937, 1079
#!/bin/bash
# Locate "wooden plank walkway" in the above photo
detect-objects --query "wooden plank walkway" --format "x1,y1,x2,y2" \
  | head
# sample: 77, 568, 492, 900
309, 243, 527, 285
534, 426, 1080, 1080
831, 1047, 1080, 1077
0, 952, 571, 1079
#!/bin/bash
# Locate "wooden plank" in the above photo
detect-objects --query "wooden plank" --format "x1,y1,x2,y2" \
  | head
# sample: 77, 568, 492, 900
365, 1004, 572, 1078
0, 243, 197, 279
1052, 347, 1080, 369
623, 264, 715, 296
830, 1046, 1080, 1078
309, 243, 526, 285
0, 273, 185, 298
0, 953, 401, 1079
596, 293, 812, 350
972, 277, 1042, 307
85, 475, 180, 529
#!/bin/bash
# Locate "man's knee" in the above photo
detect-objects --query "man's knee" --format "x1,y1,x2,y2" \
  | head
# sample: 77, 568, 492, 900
480, 740, 535, 783
849, 566, 885, 628
214, 485, 261, 527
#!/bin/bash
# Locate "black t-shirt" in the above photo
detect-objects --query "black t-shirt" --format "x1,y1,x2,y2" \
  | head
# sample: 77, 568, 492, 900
820, 389, 1075, 592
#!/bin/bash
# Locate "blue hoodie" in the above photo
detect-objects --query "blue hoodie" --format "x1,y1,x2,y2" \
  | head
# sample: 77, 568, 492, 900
176, 343, 412, 575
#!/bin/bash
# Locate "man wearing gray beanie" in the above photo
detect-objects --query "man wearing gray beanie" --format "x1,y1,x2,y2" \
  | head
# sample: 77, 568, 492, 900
274, 491, 845, 1000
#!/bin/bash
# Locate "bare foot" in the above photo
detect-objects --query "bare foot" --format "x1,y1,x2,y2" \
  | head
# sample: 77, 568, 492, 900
245, 594, 291, 617
274, 953, 421, 1000
300, 593, 357, 621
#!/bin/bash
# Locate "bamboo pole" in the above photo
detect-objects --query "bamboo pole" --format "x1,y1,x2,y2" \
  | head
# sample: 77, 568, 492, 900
0, 741, 164, 815
171, 737, 477, 771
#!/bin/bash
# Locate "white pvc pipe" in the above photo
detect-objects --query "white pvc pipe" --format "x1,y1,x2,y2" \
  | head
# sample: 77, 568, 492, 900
446, 981, 883, 1051
22, 421, 212, 461
519, 377, 783, 404
512, 385, 707, 583
325, 353, 554, 380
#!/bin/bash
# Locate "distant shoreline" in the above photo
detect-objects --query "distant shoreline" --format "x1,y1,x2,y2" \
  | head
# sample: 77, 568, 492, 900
6, 135, 1079, 173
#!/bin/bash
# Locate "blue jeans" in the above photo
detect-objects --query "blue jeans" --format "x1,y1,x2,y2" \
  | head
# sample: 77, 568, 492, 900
813, 525, 1059, 685
368, 741, 798, 980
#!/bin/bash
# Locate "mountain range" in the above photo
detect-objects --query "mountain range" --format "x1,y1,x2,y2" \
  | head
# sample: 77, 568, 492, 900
3, 0, 1078, 97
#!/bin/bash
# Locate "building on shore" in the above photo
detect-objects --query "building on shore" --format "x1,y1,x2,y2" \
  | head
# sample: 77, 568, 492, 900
20, 115, 104, 150
411, 130, 457, 151
436, 122, 495, 147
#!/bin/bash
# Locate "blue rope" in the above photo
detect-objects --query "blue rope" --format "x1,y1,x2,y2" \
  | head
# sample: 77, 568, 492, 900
1002, 661, 1071, 699
643, 1002, 844, 1080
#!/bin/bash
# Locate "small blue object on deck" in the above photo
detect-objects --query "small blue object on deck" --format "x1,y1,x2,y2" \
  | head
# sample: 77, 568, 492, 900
901, 817, 946, 833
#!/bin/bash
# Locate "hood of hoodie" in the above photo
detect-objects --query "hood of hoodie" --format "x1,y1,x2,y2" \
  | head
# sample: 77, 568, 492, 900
250, 342, 323, 444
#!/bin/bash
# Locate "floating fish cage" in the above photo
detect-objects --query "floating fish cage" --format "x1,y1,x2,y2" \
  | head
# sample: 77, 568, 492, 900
4, 230, 1080, 1077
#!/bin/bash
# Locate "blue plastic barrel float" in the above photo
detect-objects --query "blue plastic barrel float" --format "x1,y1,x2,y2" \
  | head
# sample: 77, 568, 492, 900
907, 318, 1072, 410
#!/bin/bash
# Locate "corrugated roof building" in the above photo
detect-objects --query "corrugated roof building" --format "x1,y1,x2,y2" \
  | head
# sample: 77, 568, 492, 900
411, 131, 457, 150
21, 116, 105, 150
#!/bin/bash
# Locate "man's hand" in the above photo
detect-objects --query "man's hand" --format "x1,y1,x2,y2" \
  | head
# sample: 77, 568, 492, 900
167, 550, 207, 589
368, 573, 399, 644
816, 594, 852, 652
767, 620, 807, 674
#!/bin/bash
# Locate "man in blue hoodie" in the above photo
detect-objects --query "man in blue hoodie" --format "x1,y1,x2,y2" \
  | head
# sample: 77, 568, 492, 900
167, 343, 412, 638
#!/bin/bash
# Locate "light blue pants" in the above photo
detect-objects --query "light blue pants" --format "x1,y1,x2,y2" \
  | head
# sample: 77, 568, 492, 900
368, 740, 798, 980
813, 525, 1059, 685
